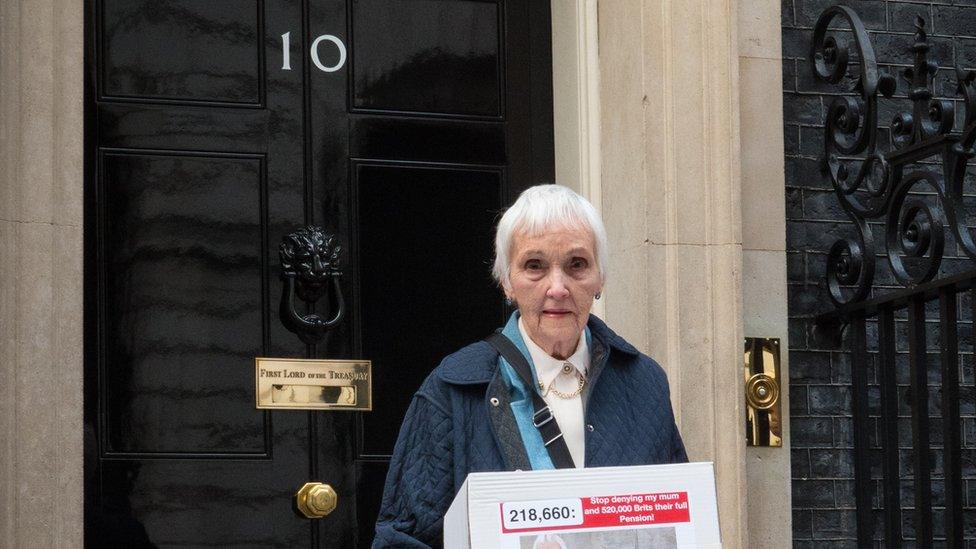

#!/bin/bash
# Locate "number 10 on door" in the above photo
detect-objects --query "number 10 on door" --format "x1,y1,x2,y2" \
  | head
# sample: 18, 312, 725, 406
281, 32, 347, 73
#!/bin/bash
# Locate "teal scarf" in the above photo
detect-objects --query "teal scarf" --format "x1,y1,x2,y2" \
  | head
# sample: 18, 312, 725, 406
497, 312, 591, 470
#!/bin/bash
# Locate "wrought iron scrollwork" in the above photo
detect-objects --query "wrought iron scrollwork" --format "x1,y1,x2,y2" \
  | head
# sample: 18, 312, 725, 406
279, 226, 345, 344
812, 7, 976, 306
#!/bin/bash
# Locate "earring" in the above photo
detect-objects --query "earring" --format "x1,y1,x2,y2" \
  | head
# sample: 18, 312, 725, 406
594, 292, 601, 300
505, 297, 514, 306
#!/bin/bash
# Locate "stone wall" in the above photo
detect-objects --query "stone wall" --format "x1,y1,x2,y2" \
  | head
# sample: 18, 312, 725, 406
0, 0, 84, 546
783, 0, 976, 545
598, 0, 748, 545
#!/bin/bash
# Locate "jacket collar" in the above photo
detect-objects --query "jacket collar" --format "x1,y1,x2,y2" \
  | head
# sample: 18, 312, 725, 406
438, 314, 639, 385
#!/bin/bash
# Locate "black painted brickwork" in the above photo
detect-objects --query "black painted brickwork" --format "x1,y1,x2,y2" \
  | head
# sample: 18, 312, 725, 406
783, 1, 976, 547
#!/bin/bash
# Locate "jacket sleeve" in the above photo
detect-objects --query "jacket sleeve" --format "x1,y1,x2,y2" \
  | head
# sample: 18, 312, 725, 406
373, 391, 454, 548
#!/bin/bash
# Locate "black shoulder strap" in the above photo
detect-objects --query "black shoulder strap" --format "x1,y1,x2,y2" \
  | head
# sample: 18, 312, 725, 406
484, 332, 577, 469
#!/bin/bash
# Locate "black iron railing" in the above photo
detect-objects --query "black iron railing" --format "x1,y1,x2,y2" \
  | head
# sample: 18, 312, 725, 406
810, 5, 976, 547
818, 273, 971, 547
810, 7, 976, 307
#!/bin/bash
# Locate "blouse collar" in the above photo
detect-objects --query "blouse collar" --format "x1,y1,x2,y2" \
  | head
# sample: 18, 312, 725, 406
517, 316, 589, 392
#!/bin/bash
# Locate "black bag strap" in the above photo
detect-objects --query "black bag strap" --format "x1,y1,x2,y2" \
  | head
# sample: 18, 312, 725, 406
484, 332, 577, 469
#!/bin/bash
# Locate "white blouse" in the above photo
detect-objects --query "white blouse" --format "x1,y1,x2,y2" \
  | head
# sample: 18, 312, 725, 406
518, 318, 589, 468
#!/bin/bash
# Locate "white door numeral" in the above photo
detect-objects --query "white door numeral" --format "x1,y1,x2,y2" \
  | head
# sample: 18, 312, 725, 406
310, 34, 346, 73
280, 31, 347, 73
281, 32, 292, 70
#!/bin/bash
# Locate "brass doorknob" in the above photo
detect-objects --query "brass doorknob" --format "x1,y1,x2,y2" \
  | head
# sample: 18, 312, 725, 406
296, 482, 338, 519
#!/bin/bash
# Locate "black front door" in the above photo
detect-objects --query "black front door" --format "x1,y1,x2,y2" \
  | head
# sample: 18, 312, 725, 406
84, 1, 553, 546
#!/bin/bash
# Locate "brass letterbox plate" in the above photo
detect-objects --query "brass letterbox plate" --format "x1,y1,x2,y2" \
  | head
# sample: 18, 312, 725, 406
255, 358, 372, 411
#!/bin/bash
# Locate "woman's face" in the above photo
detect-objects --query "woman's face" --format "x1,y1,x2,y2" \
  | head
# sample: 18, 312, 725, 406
506, 225, 602, 359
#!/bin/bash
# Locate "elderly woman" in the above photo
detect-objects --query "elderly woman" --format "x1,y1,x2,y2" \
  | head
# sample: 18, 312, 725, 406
374, 184, 687, 547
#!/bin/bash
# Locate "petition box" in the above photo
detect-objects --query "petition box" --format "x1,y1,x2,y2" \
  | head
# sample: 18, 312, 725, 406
444, 462, 720, 548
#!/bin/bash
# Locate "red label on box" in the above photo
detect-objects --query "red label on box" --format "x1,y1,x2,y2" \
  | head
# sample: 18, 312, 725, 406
500, 491, 690, 534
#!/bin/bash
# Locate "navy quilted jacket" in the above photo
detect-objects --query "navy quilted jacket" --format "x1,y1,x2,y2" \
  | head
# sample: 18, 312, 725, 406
372, 315, 687, 548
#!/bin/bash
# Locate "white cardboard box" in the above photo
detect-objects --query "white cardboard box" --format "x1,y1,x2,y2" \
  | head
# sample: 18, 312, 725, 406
444, 462, 721, 549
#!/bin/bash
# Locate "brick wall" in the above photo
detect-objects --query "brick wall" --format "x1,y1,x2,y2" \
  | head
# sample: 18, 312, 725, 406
783, 1, 976, 546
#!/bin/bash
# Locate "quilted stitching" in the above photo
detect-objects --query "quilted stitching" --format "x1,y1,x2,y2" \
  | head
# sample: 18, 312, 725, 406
374, 394, 454, 547
435, 341, 495, 384
486, 375, 533, 471
586, 354, 687, 465
372, 319, 687, 547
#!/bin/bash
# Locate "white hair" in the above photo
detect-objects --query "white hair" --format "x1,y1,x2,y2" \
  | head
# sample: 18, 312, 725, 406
492, 184, 608, 289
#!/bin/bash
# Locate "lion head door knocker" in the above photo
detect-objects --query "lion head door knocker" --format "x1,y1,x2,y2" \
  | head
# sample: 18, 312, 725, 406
279, 226, 345, 344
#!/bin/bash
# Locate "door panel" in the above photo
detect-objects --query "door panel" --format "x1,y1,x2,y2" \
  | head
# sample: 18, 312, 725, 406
351, 0, 501, 116
98, 456, 309, 547
86, 0, 553, 546
355, 163, 505, 457
101, 150, 268, 455
349, 117, 506, 164
95, 104, 273, 151
100, 0, 265, 105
